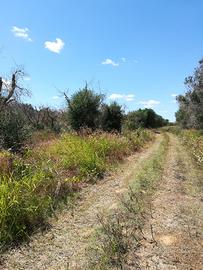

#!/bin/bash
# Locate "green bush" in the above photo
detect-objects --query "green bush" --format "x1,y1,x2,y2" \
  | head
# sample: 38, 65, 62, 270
100, 102, 123, 132
0, 106, 31, 152
66, 86, 104, 131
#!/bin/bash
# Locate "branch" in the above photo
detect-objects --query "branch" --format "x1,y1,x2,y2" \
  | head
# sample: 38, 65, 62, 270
0, 77, 2, 95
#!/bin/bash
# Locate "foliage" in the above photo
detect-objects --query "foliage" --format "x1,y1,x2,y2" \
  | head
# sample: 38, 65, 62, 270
0, 130, 153, 247
0, 69, 33, 152
0, 101, 67, 152
165, 126, 203, 165
20, 104, 65, 132
124, 108, 168, 130
65, 85, 104, 131
100, 102, 123, 132
0, 104, 31, 152
176, 59, 203, 129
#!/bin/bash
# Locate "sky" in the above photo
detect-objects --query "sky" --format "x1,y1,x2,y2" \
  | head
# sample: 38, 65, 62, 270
1, 0, 203, 121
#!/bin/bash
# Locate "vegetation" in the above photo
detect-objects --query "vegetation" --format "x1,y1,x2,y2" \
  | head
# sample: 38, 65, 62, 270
164, 126, 203, 165
64, 85, 104, 131
0, 129, 153, 248
125, 108, 169, 130
100, 102, 123, 132
176, 58, 203, 129
0, 104, 31, 152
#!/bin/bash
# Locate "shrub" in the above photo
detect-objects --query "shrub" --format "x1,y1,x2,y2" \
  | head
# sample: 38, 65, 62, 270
0, 105, 31, 152
124, 108, 168, 130
100, 102, 123, 132
65, 85, 104, 131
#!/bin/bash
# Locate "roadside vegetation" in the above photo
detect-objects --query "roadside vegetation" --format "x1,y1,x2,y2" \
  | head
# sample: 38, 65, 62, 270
0, 129, 153, 249
176, 58, 203, 129
163, 126, 203, 165
165, 58, 203, 165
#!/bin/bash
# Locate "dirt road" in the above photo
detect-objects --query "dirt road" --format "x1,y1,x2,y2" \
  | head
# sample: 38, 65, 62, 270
136, 134, 203, 270
2, 134, 202, 270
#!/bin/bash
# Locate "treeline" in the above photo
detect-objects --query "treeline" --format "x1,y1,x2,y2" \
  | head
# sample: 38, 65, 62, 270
176, 58, 203, 129
0, 72, 168, 152
63, 85, 168, 132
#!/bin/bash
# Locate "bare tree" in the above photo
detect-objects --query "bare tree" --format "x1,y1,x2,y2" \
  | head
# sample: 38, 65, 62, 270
0, 69, 30, 109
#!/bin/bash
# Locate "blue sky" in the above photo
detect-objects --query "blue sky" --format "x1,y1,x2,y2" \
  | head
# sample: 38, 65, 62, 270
1, 0, 203, 121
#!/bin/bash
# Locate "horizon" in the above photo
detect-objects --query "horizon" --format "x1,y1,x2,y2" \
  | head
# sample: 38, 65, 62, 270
1, 0, 203, 121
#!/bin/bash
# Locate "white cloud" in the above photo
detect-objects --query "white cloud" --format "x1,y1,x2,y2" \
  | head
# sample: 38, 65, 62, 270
52, 96, 61, 100
171, 93, 177, 97
109, 93, 135, 102
109, 94, 123, 99
139, 99, 160, 108
102, 58, 119, 67
44, 38, 65, 53
12, 26, 32, 41
24, 76, 31, 81
121, 57, 126, 62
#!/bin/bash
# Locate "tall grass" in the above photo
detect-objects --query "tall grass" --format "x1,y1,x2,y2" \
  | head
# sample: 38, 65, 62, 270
0, 129, 153, 248
164, 126, 203, 165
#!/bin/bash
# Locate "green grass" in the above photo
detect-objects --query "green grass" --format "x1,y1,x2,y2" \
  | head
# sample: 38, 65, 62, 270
0, 129, 153, 249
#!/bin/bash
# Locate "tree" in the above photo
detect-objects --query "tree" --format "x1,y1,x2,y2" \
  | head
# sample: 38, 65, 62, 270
0, 69, 31, 151
0, 102, 31, 152
100, 102, 123, 132
176, 59, 203, 129
124, 108, 168, 130
0, 69, 30, 109
64, 85, 104, 131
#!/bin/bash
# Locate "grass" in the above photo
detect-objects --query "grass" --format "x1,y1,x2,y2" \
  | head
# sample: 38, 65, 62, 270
87, 133, 169, 270
163, 126, 203, 165
0, 129, 153, 249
